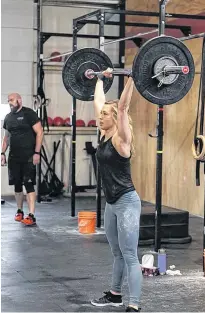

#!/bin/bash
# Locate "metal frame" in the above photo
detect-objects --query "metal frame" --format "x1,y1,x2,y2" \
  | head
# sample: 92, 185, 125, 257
118, 1, 126, 105
96, 11, 105, 228
36, 0, 43, 203
102, 9, 205, 20
78, 20, 191, 35
69, 7, 204, 225
42, 32, 121, 42
35, 2, 121, 203
36, 1, 205, 247
154, 0, 167, 253
42, 0, 120, 9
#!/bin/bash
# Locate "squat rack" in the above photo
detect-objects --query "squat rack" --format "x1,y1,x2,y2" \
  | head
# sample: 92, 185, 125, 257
35, 0, 192, 204
34, 0, 123, 202
35, 0, 204, 251
71, 3, 205, 251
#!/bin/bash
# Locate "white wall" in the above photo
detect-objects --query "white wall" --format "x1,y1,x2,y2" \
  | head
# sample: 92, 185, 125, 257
1, 0, 34, 106
1, 2, 120, 195
1, 0, 34, 195
39, 6, 120, 191
39, 5, 120, 122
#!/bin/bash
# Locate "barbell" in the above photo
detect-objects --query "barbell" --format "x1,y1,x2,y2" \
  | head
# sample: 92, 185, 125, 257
62, 35, 196, 105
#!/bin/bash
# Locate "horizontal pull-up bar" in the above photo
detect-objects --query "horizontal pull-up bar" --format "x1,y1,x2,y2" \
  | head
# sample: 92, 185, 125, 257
101, 29, 158, 46
42, 31, 205, 61
77, 19, 191, 32
102, 9, 205, 20
102, 31, 205, 47
179, 32, 205, 42
42, 29, 158, 61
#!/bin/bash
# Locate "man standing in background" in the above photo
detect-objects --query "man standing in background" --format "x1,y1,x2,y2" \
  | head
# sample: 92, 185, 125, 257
1, 93, 43, 226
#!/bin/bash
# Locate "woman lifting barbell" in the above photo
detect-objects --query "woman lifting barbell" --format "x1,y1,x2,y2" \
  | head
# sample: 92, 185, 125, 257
90, 68, 142, 312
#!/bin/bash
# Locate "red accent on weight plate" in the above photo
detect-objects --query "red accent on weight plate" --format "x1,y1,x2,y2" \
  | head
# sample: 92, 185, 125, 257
182, 66, 189, 74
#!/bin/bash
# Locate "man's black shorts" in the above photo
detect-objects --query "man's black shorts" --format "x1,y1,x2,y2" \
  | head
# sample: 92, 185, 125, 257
8, 157, 36, 186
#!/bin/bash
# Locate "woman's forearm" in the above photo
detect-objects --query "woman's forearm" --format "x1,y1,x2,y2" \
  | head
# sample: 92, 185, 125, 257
118, 77, 134, 111
94, 78, 106, 104
94, 78, 106, 118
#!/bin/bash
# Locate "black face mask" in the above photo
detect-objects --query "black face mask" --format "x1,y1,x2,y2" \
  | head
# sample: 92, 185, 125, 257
10, 103, 20, 113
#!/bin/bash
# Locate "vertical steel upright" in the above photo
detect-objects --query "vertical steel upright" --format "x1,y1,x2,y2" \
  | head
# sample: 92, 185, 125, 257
96, 11, 105, 228
203, 174, 205, 275
200, 38, 205, 276
36, 0, 43, 203
154, 0, 167, 251
71, 20, 78, 217
118, 1, 126, 97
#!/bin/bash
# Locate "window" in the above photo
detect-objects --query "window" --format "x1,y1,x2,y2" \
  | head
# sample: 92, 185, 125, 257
0, 104, 10, 121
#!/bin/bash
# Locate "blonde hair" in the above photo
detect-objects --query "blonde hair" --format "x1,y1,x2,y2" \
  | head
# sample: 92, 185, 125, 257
104, 100, 135, 156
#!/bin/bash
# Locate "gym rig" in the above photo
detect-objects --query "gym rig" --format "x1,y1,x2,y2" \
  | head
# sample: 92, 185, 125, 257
35, 0, 205, 268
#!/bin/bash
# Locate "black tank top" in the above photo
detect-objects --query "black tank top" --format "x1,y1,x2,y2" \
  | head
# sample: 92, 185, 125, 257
96, 135, 135, 204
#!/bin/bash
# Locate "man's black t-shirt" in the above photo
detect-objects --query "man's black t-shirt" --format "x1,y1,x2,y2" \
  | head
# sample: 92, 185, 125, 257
3, 106, 40, 161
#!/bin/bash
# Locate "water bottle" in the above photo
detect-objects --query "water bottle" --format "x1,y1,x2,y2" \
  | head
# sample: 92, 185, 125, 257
158, 248, 167, 275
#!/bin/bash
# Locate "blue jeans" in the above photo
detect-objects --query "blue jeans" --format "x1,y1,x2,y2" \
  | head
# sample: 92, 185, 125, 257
104, 190, 142, 306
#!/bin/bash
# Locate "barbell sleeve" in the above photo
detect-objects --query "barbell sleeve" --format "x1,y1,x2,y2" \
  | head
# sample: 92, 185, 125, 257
152, 65, 189, 78
163, 65, 189, 74
85, 68, 132, 79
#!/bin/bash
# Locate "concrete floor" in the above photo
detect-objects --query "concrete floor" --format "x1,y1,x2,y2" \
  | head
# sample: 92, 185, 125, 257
1, 196, 205, 312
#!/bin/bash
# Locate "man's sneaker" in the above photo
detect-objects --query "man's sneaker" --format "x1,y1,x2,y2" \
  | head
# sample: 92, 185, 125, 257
15, 209, 24, 222
21, 213, 36, 226
126, 306, 141, 312
91, 291, 123, 307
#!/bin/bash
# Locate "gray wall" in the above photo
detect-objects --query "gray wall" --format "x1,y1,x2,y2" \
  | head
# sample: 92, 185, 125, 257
40, 5, 120, 121
1, 1, 120, 195
1, 0, 34, 195
1, 0, 34, 106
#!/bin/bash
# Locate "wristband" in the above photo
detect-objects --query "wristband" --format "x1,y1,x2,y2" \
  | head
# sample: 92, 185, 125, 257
34, 152, 40, 155
1, 152, 5, 156
97, 73, 106, 81
128, 71, 133, 78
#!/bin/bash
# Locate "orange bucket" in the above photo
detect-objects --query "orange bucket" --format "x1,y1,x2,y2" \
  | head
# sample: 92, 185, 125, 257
78, 211, 97, 234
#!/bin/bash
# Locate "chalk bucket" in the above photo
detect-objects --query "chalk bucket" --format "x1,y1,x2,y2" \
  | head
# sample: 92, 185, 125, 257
78, 211, 97, 234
